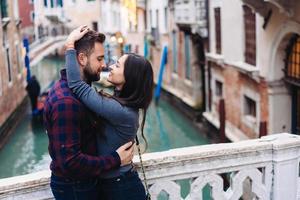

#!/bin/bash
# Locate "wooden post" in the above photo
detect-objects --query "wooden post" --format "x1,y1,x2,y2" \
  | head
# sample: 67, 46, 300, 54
219, 99, 226, 142
259, 121, 267, 138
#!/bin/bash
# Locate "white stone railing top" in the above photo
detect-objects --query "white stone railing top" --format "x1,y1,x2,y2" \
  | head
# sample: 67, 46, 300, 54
1, 133, 300, 199
29, 35, 67, 58
29, 35, 67, 66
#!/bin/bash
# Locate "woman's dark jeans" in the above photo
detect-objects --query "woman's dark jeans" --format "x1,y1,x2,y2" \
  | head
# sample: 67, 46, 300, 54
50, 173, 99, 200
98, 170, 147, 200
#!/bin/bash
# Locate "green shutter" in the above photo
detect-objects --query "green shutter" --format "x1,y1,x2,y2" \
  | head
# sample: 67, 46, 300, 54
185, 34, 191, 79
1, 0, 8, 18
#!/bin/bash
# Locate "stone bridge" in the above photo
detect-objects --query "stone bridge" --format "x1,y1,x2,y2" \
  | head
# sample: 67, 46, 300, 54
29, 35, 67, 66
0, 133, 299, 200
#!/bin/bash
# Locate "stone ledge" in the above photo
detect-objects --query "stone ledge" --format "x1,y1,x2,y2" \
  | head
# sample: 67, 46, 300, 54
202, 111, 250, 142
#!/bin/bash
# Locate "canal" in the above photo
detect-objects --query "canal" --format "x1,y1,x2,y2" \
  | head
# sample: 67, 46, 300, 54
0, 56, 212, 199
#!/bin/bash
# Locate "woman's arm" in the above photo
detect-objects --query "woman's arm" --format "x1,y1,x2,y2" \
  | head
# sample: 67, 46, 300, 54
66, 49, 126, 122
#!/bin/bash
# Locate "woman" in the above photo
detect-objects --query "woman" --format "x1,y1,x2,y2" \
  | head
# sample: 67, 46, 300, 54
65, 27, 154, 200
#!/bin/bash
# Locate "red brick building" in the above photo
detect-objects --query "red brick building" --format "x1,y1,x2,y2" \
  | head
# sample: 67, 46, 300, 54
18, 0, 35, 43
0, 0, 27, 135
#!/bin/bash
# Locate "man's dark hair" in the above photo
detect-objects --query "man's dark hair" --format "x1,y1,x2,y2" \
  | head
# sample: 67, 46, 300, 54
74, 30, 106, 56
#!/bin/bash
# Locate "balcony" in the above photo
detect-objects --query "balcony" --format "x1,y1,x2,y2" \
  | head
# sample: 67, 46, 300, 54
174, 0, 208, 37
137, 0, 146, 9
0, 133, 300, 199
242, 0, 295, 17
44, 7, 65, 24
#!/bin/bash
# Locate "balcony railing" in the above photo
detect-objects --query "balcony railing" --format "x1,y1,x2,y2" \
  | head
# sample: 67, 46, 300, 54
0, 133, 300, 199
174, 0, 208, 37
44, 7, 66, 23
137, 0, 146, 9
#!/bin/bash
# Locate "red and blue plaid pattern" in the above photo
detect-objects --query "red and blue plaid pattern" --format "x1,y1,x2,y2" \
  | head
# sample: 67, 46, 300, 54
43, 69, 120, 180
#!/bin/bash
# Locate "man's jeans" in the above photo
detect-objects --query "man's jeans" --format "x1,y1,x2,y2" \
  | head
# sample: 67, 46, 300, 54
50, 173, 99, 200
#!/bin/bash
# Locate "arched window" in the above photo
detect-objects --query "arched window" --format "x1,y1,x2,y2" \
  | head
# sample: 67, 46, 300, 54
285, 34, 300, 134
285, 34, 300, 84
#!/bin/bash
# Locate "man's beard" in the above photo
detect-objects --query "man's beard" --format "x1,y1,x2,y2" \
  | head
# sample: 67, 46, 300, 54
83, 61, 100, 83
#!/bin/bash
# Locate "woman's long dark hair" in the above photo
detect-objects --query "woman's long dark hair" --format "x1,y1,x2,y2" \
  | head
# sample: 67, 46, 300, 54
114, 53, 154, 150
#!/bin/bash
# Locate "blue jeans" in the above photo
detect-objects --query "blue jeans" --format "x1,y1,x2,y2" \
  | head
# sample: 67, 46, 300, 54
98, 170, 147, 200
50, 173, 99, 200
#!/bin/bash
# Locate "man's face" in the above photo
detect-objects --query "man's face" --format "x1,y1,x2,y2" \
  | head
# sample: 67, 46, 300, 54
83, 42, 105, 82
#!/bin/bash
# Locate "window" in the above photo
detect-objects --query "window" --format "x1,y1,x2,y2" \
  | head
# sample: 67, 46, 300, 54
156, 9, 159, 32
172, 31, 177, 73
151, 10, 160, 43
14, 0, 19, 19
149, 10, 152, 28
243, 5, 256, 66
244, 95, 256, 118
1, 0, 8, 18
164, 7, 168, 31
285, 34, 300, 82
57, 0, 63, 7
50, 0, 54, 8
16, 43, 22, 74
2, 30, 11, 82
92, 21, 98, 31
44, 0, 48, 7
6, 47, 12, 82
184, 33, 191, 79
144, 8, 147, 30
215, 80, 223, 97
113, 11, 117, 27
30, 11, 34, 22
214, 7, 221, 54
286, 35, 300, 134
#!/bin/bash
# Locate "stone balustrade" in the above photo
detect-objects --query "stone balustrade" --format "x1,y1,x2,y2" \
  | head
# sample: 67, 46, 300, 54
0, 133, 300, 199
29, 35, 67, 66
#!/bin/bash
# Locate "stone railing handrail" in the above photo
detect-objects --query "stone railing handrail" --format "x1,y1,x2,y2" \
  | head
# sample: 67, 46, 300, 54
29, 35, 67, 66
1, 133, 300, 199
29, 35, 67, 57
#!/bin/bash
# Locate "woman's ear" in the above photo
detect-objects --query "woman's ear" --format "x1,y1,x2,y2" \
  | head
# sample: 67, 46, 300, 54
77, 52, 88, 67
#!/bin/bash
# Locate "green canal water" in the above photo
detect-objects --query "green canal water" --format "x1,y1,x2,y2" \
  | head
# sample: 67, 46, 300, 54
0, 56, 212, 199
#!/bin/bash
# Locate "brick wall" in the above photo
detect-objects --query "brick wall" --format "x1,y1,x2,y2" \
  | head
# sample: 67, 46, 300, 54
0, 0, 27, 127
210, 62, 269, 139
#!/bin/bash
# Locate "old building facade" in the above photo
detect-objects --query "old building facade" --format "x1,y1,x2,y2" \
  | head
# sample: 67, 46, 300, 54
204, 0, 300, 141
0, 0, 27, 129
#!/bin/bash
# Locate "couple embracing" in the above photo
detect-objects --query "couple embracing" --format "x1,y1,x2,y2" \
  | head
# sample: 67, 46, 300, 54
44, 26, 153, 200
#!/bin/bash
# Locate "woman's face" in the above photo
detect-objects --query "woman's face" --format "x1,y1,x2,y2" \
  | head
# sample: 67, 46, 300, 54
107, 55, 127, 89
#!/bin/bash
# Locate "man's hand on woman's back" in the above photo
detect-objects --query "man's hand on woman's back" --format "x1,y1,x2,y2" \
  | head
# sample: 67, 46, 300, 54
116, 142, 134, 166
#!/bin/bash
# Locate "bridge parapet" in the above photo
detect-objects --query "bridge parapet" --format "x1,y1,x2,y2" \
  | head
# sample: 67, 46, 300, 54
0, 133, 300, 199
29, 36, 67, 66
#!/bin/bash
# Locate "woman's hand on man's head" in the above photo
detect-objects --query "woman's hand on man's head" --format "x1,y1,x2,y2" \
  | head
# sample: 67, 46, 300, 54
65, 25, 90, 50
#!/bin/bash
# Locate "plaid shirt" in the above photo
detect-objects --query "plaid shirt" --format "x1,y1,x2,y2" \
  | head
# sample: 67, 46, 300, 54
43, 69, 120, 180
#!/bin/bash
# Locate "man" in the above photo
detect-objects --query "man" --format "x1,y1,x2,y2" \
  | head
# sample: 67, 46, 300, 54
43, 26, 134, 200
26, 75, 41, 113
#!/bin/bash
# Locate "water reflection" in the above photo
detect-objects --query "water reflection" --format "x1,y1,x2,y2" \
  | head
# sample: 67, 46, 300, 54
155, 107, 170, 149
31, 56, 63, 91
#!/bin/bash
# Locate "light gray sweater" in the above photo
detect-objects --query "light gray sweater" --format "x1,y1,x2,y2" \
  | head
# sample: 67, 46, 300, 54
66, 49, 139, 178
